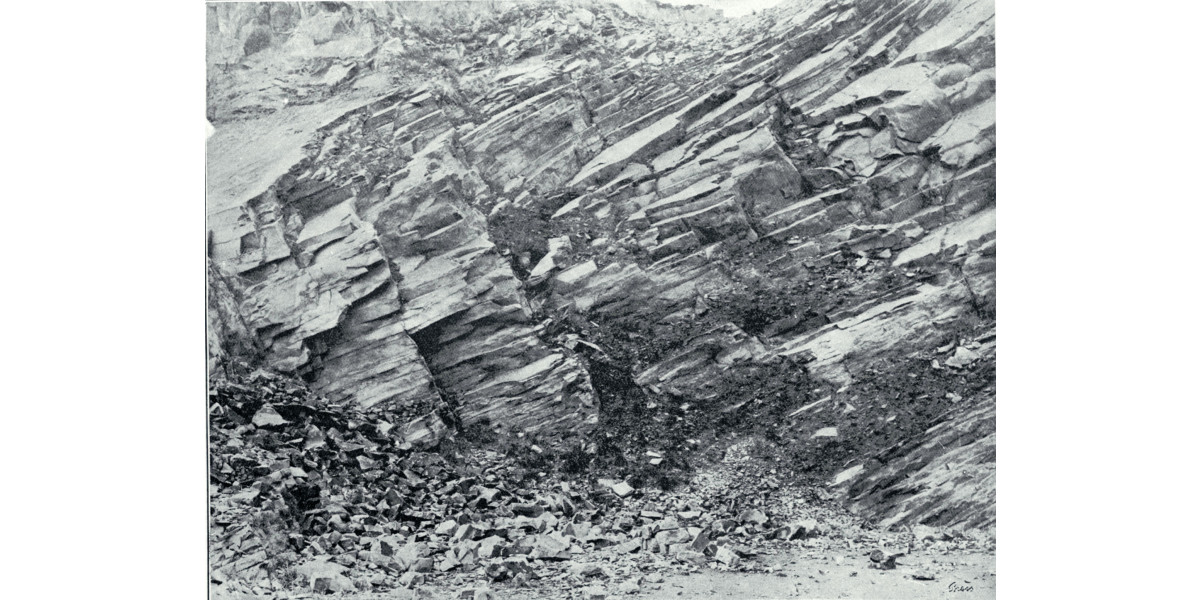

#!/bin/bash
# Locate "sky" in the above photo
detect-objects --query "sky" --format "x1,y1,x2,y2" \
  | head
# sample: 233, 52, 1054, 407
659, 0, 791, 18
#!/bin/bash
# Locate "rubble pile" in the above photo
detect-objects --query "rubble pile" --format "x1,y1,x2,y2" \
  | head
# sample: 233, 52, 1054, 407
207, 366, 796, 593
209, 367, 990, 597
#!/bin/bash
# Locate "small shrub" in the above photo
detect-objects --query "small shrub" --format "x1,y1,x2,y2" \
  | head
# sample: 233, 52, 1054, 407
560, 445, 592, 474
487, 205, 552, 277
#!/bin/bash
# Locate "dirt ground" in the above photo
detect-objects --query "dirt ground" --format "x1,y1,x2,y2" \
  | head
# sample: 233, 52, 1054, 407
494, 547, 996, 600
635, 549, 995, 600
214, 545, 994, 600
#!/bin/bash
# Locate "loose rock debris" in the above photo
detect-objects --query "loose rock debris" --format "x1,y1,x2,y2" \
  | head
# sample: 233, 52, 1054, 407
210, 368, 993, 598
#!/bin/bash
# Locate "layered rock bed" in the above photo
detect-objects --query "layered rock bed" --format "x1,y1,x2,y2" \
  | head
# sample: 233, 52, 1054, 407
208, 0, 997, 596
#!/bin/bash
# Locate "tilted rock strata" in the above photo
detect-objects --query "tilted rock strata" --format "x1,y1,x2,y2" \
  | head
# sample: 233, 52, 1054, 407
208, 0, 996, 519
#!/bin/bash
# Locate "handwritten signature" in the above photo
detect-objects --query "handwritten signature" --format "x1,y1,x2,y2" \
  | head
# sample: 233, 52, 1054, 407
947, 581, 975, 593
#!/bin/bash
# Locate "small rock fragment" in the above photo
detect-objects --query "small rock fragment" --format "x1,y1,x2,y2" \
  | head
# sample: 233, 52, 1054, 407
811, 427, 838, 439
398, 572, 425, 588
945, 346, 981, 368
571, 562, 607, 578
511, 503, 544, 518
251, 405, 288, 427
715, 546, 741, 567
655, 528, 692, 546
611, 481, 635, 498
435, 520, 458, 536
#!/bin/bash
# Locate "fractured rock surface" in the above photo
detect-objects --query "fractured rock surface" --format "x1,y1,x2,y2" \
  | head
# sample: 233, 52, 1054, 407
207, 0, 997, 535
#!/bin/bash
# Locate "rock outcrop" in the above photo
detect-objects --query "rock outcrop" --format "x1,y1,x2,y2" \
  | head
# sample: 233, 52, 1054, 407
208, 0, 996, 525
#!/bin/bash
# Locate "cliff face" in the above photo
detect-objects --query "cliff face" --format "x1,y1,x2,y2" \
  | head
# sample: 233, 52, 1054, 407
207, 0, 996, 527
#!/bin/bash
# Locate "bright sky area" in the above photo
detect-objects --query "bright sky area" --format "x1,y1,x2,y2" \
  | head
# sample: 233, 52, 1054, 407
659, 0, 790, 18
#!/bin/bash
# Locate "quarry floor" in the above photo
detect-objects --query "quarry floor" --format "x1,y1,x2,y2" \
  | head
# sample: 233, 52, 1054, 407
256, 546, 996, 600
577, 549, 994, 600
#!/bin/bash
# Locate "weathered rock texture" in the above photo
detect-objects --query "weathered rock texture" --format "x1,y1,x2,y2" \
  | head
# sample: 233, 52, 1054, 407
208, 0, 996, 527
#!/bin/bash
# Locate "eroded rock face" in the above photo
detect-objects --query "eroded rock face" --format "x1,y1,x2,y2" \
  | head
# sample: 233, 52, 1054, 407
847, 392, 997, 529
208, 86, 599, 442
208, 0, 996, 522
